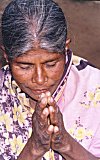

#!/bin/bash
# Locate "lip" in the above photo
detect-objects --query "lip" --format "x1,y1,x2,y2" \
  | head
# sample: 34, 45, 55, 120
32, 89, 48, 94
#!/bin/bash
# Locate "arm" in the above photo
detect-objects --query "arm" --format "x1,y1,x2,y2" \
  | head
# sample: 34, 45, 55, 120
48, 97, 100, 160
17, 137, 42, 160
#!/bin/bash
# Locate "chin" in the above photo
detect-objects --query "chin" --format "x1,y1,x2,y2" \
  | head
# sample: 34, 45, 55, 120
29, 94, 40, 102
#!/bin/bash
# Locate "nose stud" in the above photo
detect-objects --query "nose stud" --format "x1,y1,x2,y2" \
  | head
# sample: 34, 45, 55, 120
44, 77, 48, 82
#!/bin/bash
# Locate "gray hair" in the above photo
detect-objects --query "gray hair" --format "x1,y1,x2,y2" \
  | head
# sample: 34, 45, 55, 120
2, 0, 67, 59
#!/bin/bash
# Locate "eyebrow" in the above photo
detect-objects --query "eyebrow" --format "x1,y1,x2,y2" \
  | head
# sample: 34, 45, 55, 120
16, 62, 33, 65
43, 57, 60, 63
15, 56, 62, 64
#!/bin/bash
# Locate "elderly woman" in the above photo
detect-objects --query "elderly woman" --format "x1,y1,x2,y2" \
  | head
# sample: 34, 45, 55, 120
0, 0, 100, 160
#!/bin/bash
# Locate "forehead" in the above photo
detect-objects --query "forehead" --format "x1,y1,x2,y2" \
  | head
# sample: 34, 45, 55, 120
14, 48, 64, 61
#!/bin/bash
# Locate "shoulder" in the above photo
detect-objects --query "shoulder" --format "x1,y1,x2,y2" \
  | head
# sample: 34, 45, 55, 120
72, 55, 99, 70
65, 55, 100, 106
68, 55, 100, 107
72, 55, 100, 82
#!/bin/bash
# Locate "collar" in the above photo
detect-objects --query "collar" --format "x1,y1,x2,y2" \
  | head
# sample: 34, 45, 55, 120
53, 49, 73, 102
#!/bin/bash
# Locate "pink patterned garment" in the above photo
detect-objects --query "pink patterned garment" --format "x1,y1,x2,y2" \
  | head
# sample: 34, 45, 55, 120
0, 50, 100, 159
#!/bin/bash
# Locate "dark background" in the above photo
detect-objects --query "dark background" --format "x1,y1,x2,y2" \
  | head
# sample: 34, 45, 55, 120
0, 0, 100, 68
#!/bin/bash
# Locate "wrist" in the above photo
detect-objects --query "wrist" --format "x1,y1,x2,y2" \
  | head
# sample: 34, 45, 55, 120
17, 137, 44, 160
28, 137, 44, 159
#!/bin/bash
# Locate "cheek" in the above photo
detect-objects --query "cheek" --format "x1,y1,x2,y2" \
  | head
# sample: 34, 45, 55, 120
51, 70, 62, 80
47, 64, 65, 81
11, 68, 32, 83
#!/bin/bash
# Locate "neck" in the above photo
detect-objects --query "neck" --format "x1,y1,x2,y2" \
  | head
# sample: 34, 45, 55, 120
29, 98, 37, 110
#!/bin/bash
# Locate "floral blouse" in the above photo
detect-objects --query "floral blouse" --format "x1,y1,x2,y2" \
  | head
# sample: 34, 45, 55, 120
0, 51, 100, 159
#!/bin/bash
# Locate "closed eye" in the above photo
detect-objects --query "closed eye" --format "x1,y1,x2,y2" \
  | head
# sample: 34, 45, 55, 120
18, 63, 33, 69
45, 61, 57, 67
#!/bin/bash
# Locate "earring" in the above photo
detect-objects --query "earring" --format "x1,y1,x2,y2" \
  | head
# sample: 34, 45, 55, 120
66, 38, 71, 50
6, 59, 9, 63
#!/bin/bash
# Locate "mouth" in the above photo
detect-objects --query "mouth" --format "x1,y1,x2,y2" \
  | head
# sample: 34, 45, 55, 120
32, 89, 49, 95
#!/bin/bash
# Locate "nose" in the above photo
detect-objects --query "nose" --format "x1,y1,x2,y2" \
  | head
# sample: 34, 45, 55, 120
33, 65, 47, 85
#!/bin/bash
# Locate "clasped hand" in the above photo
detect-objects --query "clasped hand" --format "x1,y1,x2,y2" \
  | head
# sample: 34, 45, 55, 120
31, 91, 70, 158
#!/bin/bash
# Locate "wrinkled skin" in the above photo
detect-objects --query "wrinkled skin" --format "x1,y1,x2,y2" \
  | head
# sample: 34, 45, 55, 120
31, 98, 51, 155
30, 92, 71, 159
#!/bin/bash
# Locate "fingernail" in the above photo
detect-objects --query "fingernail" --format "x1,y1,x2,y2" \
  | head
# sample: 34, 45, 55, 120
42, 108, 49, 116
48, 97, 53, 104
54, 126, 59, 133
40, 93, 45, 98
50, 97, 53, 103
41, 97, 47, 105
46, 91, 51, 97
49, 106, 54, 112
48, 125, 54, 132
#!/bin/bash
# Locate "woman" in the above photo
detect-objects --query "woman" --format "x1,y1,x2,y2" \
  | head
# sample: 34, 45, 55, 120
0, 0, 100, 159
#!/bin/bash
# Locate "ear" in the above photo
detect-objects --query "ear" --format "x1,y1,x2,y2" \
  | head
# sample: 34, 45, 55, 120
65, 38, 71, 50
0, 45, 8, 63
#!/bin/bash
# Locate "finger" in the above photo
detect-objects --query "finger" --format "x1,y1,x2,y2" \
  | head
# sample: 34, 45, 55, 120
35, 96, 50, 127
47, 96, 55, 106
34, 102, 48, 122
45, 91, 51, 97
49, 105, 59, 126
41, 107, 49, 119
39, 91, 51, 100
40, 91, 53, 105
39, 91, 52, 108
54, 126, 59, 133
52, 126, 62, 143
47, 125, 54, 134
39, 97, 48, 109
35, 107, 49, 130
47, 96, 58, 126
